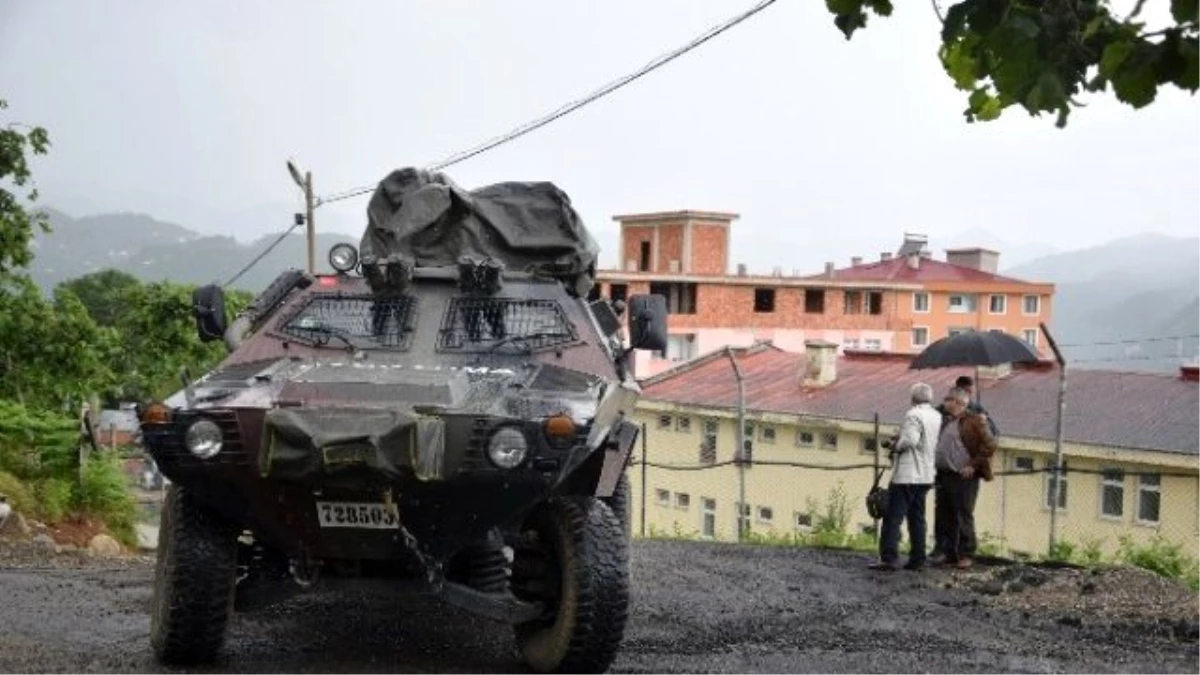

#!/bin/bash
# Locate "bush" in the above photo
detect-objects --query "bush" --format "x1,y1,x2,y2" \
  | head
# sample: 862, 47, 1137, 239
0, 470, 36, 517
35, 478, 75, 522
1047, 539, 1076, 564
77, 454, 137, 548
1117, 535, 1199, 588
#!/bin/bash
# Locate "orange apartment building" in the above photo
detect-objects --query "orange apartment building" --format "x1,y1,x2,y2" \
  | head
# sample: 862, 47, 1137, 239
592, 211, 1055, 378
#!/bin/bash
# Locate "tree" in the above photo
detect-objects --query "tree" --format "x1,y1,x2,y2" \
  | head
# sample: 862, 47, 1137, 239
825, 0, 1199, 127
0, 99, 50, 280
58, 269, 142, 327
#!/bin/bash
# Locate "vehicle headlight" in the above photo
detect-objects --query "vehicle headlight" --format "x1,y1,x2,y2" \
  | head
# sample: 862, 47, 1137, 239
328, 243, 359, 273
184, 419, 223, 459
487, 427, 528, 469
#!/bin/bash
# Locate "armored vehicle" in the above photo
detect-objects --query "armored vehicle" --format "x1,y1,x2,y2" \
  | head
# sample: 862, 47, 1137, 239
140, 169, 667, 673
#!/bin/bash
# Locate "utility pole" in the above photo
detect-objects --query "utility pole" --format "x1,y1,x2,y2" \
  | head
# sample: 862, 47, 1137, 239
1042, 321, 1067, 556
725, 347, 747, 542
287, 160, 316, 274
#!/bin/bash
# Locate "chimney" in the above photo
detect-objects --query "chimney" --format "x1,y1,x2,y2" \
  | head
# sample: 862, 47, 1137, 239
803, 340, 839, 387
905, 253, 920, 270
945, 247, 1000, 274
824, 262, 835, 277
850, 256, 862, 266
1181, 364, 1199, 382
977, 363, 1012, 380
881, 252, 892, 261
737, 263, 747, 276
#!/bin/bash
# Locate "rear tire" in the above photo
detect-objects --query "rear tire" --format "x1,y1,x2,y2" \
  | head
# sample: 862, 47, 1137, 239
513, 497, 629, 674
150, 485, 237, 665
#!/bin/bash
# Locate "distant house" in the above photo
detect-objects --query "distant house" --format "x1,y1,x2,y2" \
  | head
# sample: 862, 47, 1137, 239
594, 212, 1055, 378
631, 342, 1199, 558
97, 408, 140, 448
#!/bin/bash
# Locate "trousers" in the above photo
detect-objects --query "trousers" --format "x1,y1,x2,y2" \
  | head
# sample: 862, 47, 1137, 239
879, 483, 931, 566
934, 469, 980, 561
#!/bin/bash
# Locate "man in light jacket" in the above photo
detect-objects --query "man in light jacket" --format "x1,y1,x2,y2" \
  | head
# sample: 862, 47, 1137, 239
871, 382, 942, 571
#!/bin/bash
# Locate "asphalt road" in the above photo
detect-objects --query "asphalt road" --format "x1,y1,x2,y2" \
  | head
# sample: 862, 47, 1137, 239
0, 539, 1195, 673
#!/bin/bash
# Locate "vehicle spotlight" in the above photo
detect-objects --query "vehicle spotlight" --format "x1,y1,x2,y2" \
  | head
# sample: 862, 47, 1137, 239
328, 243, 359, 274
184, 419, 223, 459
487, 426, 529, 469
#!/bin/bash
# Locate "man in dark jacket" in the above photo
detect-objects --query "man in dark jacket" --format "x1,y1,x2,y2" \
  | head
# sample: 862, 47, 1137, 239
932, 387, 998, 569
931, 375, 998, 559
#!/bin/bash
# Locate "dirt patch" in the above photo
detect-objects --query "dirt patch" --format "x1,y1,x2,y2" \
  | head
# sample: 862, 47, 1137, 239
45, 516, 107, 548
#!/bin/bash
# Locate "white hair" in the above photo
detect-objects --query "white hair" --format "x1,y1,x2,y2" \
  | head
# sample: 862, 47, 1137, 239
910, 382, 933, 404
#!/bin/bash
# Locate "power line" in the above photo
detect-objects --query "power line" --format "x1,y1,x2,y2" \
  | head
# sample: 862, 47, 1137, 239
1059, 334, 1200, 348
223, 222, 303, 288
318, 0, 780, 206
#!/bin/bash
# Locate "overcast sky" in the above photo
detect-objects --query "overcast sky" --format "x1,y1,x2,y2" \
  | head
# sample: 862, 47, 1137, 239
1, 0, 1197, 272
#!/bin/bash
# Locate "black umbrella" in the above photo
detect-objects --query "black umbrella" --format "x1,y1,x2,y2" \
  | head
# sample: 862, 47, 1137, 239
909, 330, 1040, 370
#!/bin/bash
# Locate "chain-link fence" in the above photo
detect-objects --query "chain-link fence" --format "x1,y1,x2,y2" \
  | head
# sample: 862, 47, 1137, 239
627, 414, 1200, 567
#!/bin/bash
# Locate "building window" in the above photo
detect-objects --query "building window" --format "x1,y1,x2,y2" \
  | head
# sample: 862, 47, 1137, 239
804, 289, 825, 314
1044, 461, 1068, 510
657, 414, 672, 429
1022, 328, 1039, 347
861, 436, 878, 454
989, 294, 1007, 314
820, 432, 838, 450
754, 288, 776, 313
675, 492, 691, 510
1013, 456, 1034, 472
948, 294, 977, 313
757, 506, 773, 523
794, 512, 813, 531
760, 426, 776, 444
864, 338, 882, 351
639, 241, 651, 272
796, 430, 815, 447
913, 292, 930, 313
867, 291, 883, 315
666, 334, 697, 362
675, 416, 692, 433
843, 338, 860, 350
1100, 469, 1124, 519
655, 489, 670, 506
912, 327, 929, 348
1137, 474, 1161, 524
609, 283, 628, 304
700, 419, 718, 464
1023, 294, 1040, 315
701, 498, 717, 538
649, 281, 697, 314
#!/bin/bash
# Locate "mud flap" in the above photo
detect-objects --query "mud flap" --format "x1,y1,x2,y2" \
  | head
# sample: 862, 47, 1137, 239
594, 419, 638, 497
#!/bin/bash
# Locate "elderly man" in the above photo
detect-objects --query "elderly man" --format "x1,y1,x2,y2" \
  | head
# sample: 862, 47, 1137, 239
871, 382, 942, 572
933, 387, 998, 569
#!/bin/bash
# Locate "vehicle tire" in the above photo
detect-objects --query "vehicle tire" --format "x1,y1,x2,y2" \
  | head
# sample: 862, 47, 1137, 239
150, 485, 238, 665
513, 496, 629, 674
600, 472, 630, 538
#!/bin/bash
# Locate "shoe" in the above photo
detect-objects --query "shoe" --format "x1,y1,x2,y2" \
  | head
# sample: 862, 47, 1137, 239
869, 562, 900, 572
903, 560, 925, 571
955, 557, 974, 570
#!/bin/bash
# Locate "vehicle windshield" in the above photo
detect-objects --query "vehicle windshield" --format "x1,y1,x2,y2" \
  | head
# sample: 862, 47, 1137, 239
279, 294, 416, 350
437, 297, 576, 353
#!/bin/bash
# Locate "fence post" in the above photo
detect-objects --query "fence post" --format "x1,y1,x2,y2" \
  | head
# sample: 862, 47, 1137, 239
639, 421, 647, 539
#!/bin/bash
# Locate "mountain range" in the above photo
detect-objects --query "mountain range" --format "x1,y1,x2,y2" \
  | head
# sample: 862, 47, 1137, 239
24, 209, 1199, 374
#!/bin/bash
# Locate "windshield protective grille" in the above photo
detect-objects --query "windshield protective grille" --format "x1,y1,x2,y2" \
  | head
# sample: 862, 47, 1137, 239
279, 294, 416, 350
438, 297, 576, 352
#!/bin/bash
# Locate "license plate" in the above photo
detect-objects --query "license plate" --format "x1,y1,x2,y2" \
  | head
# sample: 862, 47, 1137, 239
315, 501, 399, 529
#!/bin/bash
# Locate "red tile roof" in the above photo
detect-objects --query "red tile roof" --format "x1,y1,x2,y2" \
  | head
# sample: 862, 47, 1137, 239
805, 257, 1035, 285
640, 344, 1200, 455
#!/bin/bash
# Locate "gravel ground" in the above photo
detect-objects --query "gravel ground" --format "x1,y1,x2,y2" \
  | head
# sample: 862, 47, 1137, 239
0, 538, 1195, 673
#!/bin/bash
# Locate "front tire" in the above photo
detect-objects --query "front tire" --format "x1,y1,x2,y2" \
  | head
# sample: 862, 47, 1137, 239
513, 497, 629, 674
601, 472, 631, 538
150, 485, 238, 665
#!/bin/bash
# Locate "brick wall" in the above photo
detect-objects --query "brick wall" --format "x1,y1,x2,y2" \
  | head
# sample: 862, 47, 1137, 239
621, 226, 656, 272
658, 225, 685, 273
690, 224, 728, 275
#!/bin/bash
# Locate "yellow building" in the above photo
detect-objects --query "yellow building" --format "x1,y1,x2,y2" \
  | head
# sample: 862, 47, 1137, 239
629, 342, 1200, 558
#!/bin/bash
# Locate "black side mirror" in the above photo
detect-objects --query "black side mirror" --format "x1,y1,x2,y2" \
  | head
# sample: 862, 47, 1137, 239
192, 284, 228, 343
627, 294, 668, 352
